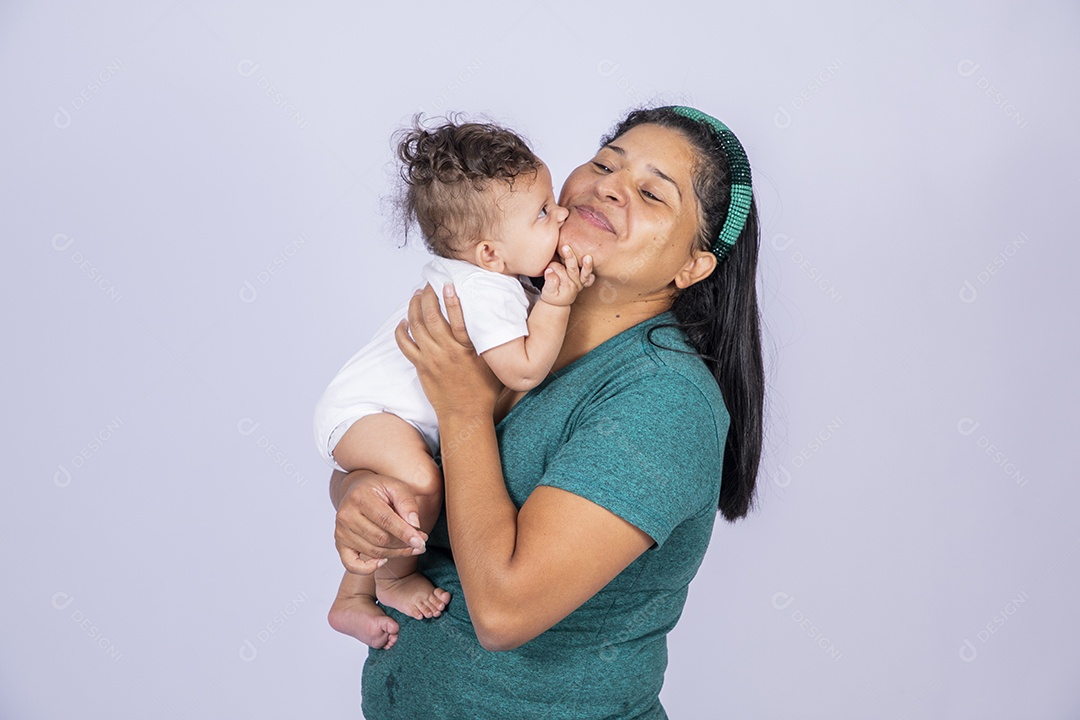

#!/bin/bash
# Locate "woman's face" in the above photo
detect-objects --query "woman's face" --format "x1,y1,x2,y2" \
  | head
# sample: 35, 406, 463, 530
557, 123, 705, 296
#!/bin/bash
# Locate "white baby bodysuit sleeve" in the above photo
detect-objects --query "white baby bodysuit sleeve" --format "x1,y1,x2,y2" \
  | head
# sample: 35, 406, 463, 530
454, 272, 531, 355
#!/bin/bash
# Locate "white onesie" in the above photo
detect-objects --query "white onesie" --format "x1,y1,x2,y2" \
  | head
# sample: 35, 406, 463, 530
313, 256, 540, 472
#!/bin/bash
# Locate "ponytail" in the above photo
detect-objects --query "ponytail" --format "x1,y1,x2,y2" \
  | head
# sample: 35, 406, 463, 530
604, 107, 765, 521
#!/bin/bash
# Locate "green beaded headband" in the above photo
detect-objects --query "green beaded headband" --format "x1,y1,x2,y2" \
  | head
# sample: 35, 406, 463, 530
671, 106, 753, 261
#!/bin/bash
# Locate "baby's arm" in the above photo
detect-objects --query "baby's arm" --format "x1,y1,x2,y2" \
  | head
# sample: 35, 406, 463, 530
481, 246, 593, 392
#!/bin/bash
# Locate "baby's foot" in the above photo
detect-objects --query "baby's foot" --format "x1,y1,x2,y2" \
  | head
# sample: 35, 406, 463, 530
328, 592, 400, 650
375, 571, 452, 621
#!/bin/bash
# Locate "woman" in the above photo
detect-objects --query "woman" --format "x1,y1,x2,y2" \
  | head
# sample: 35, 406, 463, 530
328, 105, 764, 718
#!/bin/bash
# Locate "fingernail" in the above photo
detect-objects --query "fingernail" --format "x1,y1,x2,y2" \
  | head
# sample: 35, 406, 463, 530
412, 546, 425, 555
444, 284, 455, 298
410, 535, 426, 549
413, 289, 423, 297
408, 512, 420, 528
563, 245, 571, 253
376, 558, 388, 567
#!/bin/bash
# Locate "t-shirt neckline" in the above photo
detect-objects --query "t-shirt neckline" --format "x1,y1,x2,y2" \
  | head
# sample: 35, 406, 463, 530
495, 309, 677, 430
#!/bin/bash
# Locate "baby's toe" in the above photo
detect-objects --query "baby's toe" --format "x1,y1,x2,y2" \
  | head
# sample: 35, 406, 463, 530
420, 596, 444, 617
381, 615, 400, 637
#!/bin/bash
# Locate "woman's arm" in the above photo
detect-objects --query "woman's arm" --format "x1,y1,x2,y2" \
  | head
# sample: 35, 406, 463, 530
396, 285, 654, 651
439, 408, 654, 651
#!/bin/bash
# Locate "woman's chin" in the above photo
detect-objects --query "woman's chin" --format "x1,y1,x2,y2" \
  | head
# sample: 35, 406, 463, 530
556, 238, 603, 267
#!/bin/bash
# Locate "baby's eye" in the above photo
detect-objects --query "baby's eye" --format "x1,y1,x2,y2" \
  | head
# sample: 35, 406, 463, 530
538, 205, 549, 219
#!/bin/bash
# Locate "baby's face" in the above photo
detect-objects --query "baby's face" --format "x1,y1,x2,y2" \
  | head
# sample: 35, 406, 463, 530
494, 162, 568, 277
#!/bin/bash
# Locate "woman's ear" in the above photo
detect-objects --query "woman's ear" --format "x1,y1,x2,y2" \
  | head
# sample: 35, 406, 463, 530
674, 249, 718, 289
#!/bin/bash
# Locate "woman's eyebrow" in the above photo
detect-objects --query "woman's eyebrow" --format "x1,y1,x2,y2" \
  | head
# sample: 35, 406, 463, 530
604, 143, 683, 202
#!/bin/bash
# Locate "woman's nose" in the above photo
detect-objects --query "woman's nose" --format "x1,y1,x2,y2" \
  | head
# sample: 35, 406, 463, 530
594, 169, 627, 204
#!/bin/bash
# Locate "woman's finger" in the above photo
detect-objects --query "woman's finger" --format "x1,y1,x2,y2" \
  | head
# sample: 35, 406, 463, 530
418, 283, 455, 344
338, 549, 385, 576
394, 318, 421, 366
381, 476, 427, 537
352, 488, 428, 550
336, 513, 424, 561
336, 532, 421, 566
441, 283, 474, 349
336, 470, 428, 549
337, 505, 410, 550
404, 287, 435, 348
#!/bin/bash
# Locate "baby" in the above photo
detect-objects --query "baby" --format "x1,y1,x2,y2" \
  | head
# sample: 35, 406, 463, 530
313, 118, 594, 649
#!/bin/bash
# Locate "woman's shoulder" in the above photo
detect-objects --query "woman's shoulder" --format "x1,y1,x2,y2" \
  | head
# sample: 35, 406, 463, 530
611, 314, 725, 400
532, 314, 728, 544
577, 313, 730, 445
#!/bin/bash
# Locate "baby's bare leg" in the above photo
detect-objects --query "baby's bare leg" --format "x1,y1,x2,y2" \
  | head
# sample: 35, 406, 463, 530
334, 413, 451, 620
328, 570, 400, 650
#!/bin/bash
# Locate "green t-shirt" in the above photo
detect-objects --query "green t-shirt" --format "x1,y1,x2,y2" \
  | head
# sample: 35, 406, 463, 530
361, 311, 729, 719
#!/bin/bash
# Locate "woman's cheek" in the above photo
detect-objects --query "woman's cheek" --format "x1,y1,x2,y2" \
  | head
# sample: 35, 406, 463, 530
557, 217, 595, 249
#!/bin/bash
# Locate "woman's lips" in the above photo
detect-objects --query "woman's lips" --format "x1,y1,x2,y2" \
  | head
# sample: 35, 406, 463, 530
574, 205, 615, 233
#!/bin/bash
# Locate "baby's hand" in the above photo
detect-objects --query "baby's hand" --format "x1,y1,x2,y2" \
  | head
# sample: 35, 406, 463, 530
540, 245, 595, 307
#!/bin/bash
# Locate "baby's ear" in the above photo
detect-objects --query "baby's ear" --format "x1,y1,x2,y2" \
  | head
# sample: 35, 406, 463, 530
472, 240, 505, 273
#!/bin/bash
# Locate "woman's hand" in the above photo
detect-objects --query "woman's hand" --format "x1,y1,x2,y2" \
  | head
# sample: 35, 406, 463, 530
394, 283, 503, 419
331, 469, 428, 574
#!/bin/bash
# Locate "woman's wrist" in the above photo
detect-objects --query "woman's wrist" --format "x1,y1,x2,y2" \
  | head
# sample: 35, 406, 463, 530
436, 403, 491, 427
435, 405, 494, 454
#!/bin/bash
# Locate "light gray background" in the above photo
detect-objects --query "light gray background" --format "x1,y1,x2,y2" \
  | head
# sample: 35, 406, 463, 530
2, 1, 1077, 718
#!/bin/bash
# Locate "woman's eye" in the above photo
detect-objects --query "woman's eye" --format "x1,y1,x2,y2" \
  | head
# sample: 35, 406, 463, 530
642, 189, 660, 201
592, 162, 611, 173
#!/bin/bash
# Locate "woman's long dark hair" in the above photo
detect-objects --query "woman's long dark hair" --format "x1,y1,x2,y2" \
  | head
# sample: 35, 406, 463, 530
602, 107, 765, 522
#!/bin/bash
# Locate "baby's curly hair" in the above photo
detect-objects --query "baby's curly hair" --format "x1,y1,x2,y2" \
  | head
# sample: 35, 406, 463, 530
396, 115, 542, 257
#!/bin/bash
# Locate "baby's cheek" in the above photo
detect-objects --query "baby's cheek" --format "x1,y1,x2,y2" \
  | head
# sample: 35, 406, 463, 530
550, 227, 563, 248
